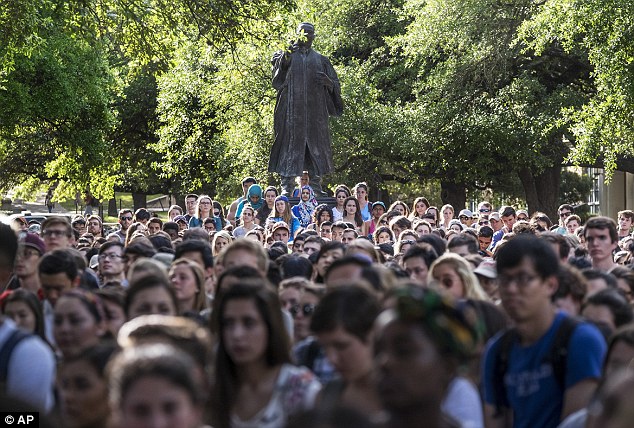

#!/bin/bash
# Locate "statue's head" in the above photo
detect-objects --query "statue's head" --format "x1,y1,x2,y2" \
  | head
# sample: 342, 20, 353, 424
296, 22, 316, 46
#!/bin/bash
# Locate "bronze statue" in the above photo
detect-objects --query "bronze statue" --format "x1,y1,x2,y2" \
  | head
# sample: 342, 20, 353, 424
269, 23, 343, 196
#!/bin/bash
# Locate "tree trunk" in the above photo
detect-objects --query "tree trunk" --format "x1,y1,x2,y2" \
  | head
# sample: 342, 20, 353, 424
132, 192, 147, 211
440, 181, 467, 211
107, 198, 117, 217
517, 166, 561, 220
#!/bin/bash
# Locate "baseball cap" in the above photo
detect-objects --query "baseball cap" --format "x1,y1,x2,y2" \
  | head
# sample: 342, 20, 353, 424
271, 221, 290, 234
517, 209, 529, 219
473, 259, 497, 279
458, 209, 473, 219
372, 201, 387, 211
173, 215, 188, 224
489, 212, 500, 221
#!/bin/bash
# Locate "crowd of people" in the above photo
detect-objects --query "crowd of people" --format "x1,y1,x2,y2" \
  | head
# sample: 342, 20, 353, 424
1, 174, 634, 428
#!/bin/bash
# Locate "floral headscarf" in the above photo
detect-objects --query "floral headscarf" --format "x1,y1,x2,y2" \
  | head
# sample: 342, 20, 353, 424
294, 185, 318, 227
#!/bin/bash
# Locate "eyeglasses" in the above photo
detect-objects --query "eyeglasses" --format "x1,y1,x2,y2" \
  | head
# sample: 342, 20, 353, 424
400, 239, 417, 245
478, 221, 489, 225
98, 253, 124, 261
120, 216, 133, 221
242, 212, 253, 217
479, 208, 491, 213
290, 303, 316, 318
459, 216, 469, 220
18, 248, 40, 258
559, 211, 572, 218
199, 201, 212, 205
42, 229, 69, 238
498, 273, 539, 288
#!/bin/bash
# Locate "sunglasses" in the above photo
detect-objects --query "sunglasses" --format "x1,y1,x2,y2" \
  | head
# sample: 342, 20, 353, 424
290, 303, 316, 318
479, 208, 491, 213
559, 212, 572, 218
478, 221, 489, 225
120, 216, 133, 221
459, 216, 469, 220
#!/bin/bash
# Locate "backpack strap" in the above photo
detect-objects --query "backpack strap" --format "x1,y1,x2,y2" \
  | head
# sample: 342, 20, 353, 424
491, 327, 518, 417
544, 316, 581, 391
0, 329, 31, 385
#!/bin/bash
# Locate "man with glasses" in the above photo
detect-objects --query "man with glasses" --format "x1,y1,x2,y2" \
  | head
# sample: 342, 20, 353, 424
482, 235, 606, 428
116, 209, 134, 242
477, 201, 493, 215
458, 209, 475, 228
86, 214, 104, 238
97, 242, 126, 287
41, 216, 73, 251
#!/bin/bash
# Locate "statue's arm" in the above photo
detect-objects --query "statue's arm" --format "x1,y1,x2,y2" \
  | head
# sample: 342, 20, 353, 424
272, 50, 291, 91
322, 56, 344, 116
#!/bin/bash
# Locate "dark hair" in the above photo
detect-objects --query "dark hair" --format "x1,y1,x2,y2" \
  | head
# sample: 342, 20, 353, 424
39, 249, 79, 281
124, 274, 178, 318
278, 255, 313, 280
211, 281, 290, 428
134, 208, 151, 222
163, 221, 179, 233
343, 196, 364, 228
447, 234, 478, 255
324, 256, 372, 282
373, 226, 394, 244
558, 204, 575, 214
98, 241, 124, 256
416, 234, 447, 258
499, 206, 516, 218
540, 232, 571, 260
605, 324, 634, 373
2, 289, 46, 339
63, 343, 117, 377
313, 204, 334, 226
125, 241, 157, 258
611, 266, 634, 297
316, 241, 346, 263
478, 226, 494, 238
174, 240, 213, 269
554, 264, 588, 303
402, 243, 439, 269
496, 234, 559, 278
585, 288, 633, 328
0, 224, 18, 271
584, 216, 618, 243
148, 234, 174, 253
581, 269, 618, 289
310, 286, 381, 342
109, 344, 206, 410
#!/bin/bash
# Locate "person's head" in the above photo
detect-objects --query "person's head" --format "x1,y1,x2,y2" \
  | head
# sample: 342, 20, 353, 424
346, 238, 380, 263
109, 344, 205, 428
168, 205, 183, 220
584, 216, 619, 264
86, 215, 103, 236
440, 204, 454, 222
324, 255, 372, 287
272, 195, 291, 218
390, 216, 412, 238
341, 228, 358, 245
413, 219, 432, 237
374, 226, 395, 245
582, 288, 633, 332
98, 241, 125, 279
389, 201, 409, 217
499, 206, 517, 230
194, 195, 213, 219
603, 324, 634, 377
495, 234, 560, 321
210, 281, 290, 426
184, 194, 198, 215
94, 287, 126, 337
220, 238, 269, 276
303, 235, 324, 257
553, 264, 588, 316
374, 286, 478, 416
163, 221, 180, 241
41, 216, 73, 251
211, 230, 233, 257
118, 209, 134, 231
353, 182, 368, 202
343, 196, 363, 226
372, 201, 387, 220
174, 239, 214, 278
557, 203, 574, 225
315, 241, 347, 281
13, 233, 45, 279
263, 186, 278, 208
617, 210, 634, 233
59, 344, 117, 428
611, 266, 634, 303
39, 249, 80, 306
125, 274, 179, 320
241, 177, 257, 196
334, 185, 351, 208
1, 289, 45, 338
147, 217, 163, 235
582, 268, 618, 297
428, 253, 488, 300
271, 222, 291, 245
564, 214, 582, 235
311, 286, 381, 381
402, 244, 439, 287
313, 204, 333, 226
412, 197, 430, 217
54, 290, 106, 357
447, 234, 479, 257
169, 258, 207, 313
319, 220, 333, 240
245, 184, 263, 209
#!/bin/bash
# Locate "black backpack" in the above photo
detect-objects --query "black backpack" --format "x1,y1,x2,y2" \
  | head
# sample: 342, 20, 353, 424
491, 316, 581, 416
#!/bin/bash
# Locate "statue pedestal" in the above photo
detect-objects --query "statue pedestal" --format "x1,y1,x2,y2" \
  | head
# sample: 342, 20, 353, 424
287, 197, 336, 207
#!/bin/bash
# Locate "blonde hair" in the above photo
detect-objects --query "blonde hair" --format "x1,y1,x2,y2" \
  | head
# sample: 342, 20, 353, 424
428, 253, 489, 301
169, 258, 208, 313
